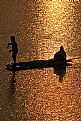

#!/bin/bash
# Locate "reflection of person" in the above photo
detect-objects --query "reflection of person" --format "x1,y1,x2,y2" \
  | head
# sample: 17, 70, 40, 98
54, 65, 66, 82
54, 46, 66, 61
7, 36, 18, 64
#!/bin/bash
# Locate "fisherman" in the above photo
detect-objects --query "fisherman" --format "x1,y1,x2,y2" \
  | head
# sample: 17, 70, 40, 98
54, 46, 66, 62
7, 36, 18, 64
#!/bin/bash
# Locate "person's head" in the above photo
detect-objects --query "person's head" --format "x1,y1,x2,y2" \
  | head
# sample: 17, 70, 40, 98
60, 46, 64, 51
10, 36, 15, 42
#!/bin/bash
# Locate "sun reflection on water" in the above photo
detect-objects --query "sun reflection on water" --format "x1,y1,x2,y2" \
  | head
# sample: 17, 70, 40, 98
1, 0, 81, 121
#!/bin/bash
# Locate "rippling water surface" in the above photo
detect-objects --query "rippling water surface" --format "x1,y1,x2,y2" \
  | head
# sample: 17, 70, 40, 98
0, 0, 81, 121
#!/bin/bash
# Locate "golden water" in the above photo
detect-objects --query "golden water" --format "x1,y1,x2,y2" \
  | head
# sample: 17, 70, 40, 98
0, 0, 81, 121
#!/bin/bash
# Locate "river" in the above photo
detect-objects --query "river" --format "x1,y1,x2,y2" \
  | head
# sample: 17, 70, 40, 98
0, 0, 81, 121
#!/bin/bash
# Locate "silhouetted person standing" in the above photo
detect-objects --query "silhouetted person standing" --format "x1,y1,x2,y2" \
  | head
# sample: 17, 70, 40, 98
54, 46, 66, 62
7, 36, 18, 64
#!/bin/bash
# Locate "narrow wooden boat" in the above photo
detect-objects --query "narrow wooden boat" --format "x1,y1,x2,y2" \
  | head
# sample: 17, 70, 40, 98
5, 59, 72, 71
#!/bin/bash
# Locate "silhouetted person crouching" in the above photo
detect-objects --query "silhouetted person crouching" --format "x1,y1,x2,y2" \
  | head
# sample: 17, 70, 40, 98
54, 46, 66, 62
7, 36, 18, 64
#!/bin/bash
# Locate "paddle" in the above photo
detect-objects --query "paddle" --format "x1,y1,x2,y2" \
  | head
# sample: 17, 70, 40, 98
71, 56, 81, 60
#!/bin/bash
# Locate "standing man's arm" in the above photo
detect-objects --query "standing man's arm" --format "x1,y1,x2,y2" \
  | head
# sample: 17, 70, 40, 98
7, 43, 12, 48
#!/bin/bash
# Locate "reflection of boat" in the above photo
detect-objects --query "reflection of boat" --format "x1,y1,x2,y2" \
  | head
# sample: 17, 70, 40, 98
6, 59, 72, 71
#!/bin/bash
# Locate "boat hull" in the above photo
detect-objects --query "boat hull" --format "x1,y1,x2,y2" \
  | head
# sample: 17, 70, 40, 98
5, 59, 72, 71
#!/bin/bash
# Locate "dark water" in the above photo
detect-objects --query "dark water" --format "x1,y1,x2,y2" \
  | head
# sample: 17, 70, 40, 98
0, 0, 81, 121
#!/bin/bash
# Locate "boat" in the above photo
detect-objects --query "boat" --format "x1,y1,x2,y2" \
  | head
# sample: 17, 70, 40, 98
5, 59, 72, 71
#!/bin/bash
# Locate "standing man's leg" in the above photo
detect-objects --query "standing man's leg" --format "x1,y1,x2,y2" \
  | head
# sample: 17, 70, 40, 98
12, 53, 16, 64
